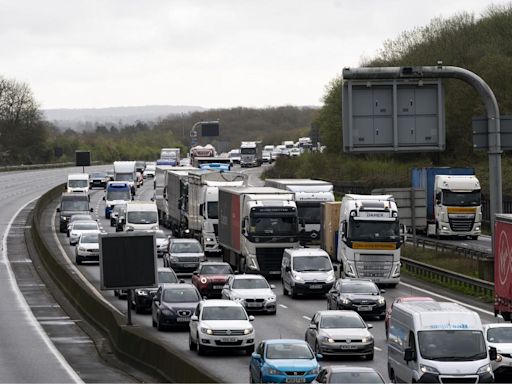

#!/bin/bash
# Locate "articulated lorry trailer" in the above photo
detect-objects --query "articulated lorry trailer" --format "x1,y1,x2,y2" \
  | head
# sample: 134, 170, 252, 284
218, 187, 299, 275
154, 165, 196, 222
338, 194, 403, 286
113, 161, 136, 195
187, 170, 248, 255
164, 168, 198, 236
264, 179, 334, 245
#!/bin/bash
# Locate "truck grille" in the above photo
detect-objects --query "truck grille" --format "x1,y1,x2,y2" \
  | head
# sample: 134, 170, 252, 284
176, 257, 199, 262
355, 261, 392, 278
256, 248, 286, 274
448, 218, 474, 232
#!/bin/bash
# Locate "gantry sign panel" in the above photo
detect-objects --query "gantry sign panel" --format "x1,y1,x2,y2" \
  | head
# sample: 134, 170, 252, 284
342, 80, 445, 152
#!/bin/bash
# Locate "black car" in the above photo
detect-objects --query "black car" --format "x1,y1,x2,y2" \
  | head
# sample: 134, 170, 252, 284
151, 283, 201, 331
89, 171, 109, 189
326, 278, 386, 319
130, 267, 179, 313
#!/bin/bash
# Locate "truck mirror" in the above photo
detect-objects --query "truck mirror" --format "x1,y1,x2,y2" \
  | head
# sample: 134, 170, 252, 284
56, 207, 60, 212
102, 196, 105, 200
90, 208, 93, 212
333, 265, 338, 272
199, 204, 203, 216
404, 347, 416, 362
489, 346, 497, 361
285, 266, 291, 272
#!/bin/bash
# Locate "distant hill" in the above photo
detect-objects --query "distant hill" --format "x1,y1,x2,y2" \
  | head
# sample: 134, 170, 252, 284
43, 105, 207, 131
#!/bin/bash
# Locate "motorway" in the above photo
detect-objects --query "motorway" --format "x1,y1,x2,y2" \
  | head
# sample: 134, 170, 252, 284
37, 164, 500, 383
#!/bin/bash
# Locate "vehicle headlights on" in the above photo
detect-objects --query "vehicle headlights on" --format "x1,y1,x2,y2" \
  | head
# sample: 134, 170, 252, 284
135, 289, 148, 296
200, 327, 213, 335
325, 271, 335, 283
200, 277, 208, 284
151, 225, 159, 230
266, 296, 276, 302
306, 367, 320, 375
267, 367, 285, 376
341, 297, 351, 305
292, 272, 304, 283
362, 335, 374, 343
476, 364, 492, 375
206, 237, 214, 242
378, 297, 386, 305
244, 328, 253, 335
321, 337, 335, 343
125, 225, 134, 231
420, 364, 440, 374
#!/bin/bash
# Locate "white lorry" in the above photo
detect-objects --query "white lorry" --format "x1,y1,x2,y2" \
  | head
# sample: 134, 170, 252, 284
264, 179, 334, 245
113, 161, 136, 195
337, 194, 402, 286
160, 148, 180, 165
124, 201, 159, 232
218, 187, 300, 275
187, 170, 248, 255
154, 165, 196, 222
240, 141, 262, 168
67, 173, 90, 194
388, 301, 495, 383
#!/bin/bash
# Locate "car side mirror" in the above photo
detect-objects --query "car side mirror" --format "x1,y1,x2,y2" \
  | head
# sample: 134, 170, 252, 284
332, 265, 338, 272
150, 197, 155, 202
193, 271, 198, 275
285, 266, 291, 272
153, 297, 159, 303
252, 352, 261, 360
308, 323, 317, 330
102, 196, 105, 200
404, 347, 416, 362
56, 208, 60, 212
179, 279, 186, 284
190, 315, 198, 322
489, 346, 497, 361
367, 323, 373, 329
380, 289, 386, 294
223, 284, 229, 289
270, 284, 276, 289
249, 315, 255, 322
316, 353, 323, 360
90, 208, 94, 212
131, 196, 134, 201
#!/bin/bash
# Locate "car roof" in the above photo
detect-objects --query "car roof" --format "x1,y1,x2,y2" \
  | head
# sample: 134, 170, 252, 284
287, 248, 329, 257
265, 339, 308, 345
232, 274, 265, 280
160, 283, 195, 289
316, 310, 361, 318
339, 278, 375, 285
157, 267, 176, 273
201, 299, 242, 307
200, 262, 230, 266
325, 366, 381, 374
395, 296, 434, 303
72, 220, 98, 226
171, 238, 200, 244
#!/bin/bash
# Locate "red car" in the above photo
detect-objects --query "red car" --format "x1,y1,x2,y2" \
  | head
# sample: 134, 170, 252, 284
191, 262, 234, 298
385, 296, 435, 338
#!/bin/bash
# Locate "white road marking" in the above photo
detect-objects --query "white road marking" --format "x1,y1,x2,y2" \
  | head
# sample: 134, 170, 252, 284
400, 281, 494, 316
374, 346, 383, 351
303, 315, 312, 321
2, 198, 83, 383
279, 304, 288, 309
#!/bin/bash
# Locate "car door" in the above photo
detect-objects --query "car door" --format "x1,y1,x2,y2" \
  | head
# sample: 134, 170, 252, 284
189, 303, 201, 342
327, 280, 340, 309
152, 287, 162, 323
306, 313, 320, 347
250, 341, 265, 383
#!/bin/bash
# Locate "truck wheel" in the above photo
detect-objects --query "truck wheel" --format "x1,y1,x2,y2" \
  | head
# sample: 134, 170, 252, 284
470, 235, 479, 240
282, 280, 288, 296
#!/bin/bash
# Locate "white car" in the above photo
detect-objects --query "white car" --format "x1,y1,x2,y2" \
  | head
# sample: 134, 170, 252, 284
189, 299, 255, 355
75, 232, 100, 265
155, 230, 170, 257
483, 323, 512, 380
289, 147, 302, 157
143, 163, 156, 178
262, 150, 273, 164
221, 274, 277, 314
66, 213, 94, 235
68, 220, 100, 245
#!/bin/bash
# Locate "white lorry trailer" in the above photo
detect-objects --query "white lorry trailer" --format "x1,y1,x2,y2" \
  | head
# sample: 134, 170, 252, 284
187, 170, 248, 255
264, 179, 335, 245
338, 194, 402, 286
113, 161, 136, 195
218, 186, 299, 275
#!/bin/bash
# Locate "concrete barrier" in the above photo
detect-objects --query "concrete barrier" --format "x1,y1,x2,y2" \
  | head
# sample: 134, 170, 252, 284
30, 184, 221, 383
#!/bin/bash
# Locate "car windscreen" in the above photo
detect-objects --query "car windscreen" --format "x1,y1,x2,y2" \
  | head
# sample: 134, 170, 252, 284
61, 200, 89, 211
292, 256, 332, 272
265, 343, 313, 360
91, 172, 107, 178
171, 242, 202, 253
201, 306, 247, 320
73, 223, 98, 230
127, 211, 158, 224
330, 372, 383, 384
341, 282, 379, 294
158, 271, 178, 284
320, 315, 365, 329
232, 278, 269, 289
162, 288, 199, 303
80, 234, 99, 243
200, 265, 233, 274
487, 327, 512, 343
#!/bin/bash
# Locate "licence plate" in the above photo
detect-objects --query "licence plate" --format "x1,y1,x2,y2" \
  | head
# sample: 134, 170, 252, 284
340, 345, 358, 349
213, 285, 224, 289
176, 317, 189, 322
221, 337, 237, 342
309, 284, 322, 289
358, 306, 372, 311
247, 303, 262, 308
286, 379, 306, 383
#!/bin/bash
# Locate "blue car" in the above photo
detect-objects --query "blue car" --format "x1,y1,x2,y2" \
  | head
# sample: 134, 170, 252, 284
249, 339, 321, 383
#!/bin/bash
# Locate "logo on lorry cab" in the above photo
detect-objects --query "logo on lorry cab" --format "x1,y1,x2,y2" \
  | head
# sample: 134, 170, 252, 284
352, 242, 397, 250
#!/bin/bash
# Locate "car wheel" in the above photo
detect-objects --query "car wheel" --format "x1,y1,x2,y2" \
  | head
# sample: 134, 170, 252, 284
152, 317, 156, 327
366, 352, 374, 361
135, 305, 142, 314
245, 345, 255, 356
315, 341, 321, 355
378, 314, 385, 320
188, 333, 197, 351
75, 256, 82, 265
157, 317, 165, 332
291, 286, 298, 299
197, 338, 207, 355
326, 298, 331, 310
282, 280, 288, 296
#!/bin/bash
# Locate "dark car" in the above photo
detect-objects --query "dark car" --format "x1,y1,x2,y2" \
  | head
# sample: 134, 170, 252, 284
57, 192, 93, 233
151, 283, 201, 331
312, 366, 385, 384
326, 278, 386, 319
163, 238, 206, 273
191, 262, 233, 298
130, 267, 178, 313
89, 171, 109, 189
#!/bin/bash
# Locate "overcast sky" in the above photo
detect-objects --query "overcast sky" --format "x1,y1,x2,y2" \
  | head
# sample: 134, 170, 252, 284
0, 0, 509, 109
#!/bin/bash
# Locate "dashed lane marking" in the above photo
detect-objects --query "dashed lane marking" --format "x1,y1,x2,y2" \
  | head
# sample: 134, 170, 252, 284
302, 315, 312, 321
279, 304, 288, 309
374, 346, 382, 351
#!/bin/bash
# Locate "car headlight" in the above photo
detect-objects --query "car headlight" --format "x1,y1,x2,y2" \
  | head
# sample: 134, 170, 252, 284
293, 272, 304, 283
200, 327, 213, 335
362, 335, 374, 343
321, 337, 335, 343
306, 367, 320, 375
378, 298, 386, 305
420, 364, 440, 374
267, 367, 285, 376
206, 237, 214, 242
78, 247, 86, 251
151, 225, 159, 230
125, 226, 134, 231
477, 364, 492, 375
136, 289, 148, 296
232, 296, 244, 302
62, 217, 69, 221
267, 296, 276, 302
326, 271, 335, 283
244, 328, 253, 335
341, 297, 351, 305
161, 308, 173, 316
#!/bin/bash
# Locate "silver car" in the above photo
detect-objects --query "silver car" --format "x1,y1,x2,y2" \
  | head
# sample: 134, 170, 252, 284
305, 310, 374, 359
221, 274, 276, 315
163, 238, 206, 272
68, 220, 100, 245
154, 230, 170, 257
75, 232, 99, 265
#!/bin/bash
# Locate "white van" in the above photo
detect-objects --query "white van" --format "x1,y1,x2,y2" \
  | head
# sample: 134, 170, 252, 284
281, 248, 336, 297
124, 201, 159, 231
67, 173, 90, 194
387, 301, 496, 383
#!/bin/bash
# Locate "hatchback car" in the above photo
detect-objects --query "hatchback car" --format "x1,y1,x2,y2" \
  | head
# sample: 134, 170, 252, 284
89, 171, 109, 189
152, 283, 201, 330
483, 323, 512, 380
326, 279, 386, 319
74, 232, 100, 265
67, 214, 94, 235
68, 221, 101, 246
189, 299, 255, 355
163, 238, 206, 273
249, 339, 321, 383
221, 274, 277, 315
385, 296, 435, 338
131, 267, 178, 313
192, 262, 234, 298
312, 366, 385, 384
154, 230, 170, 257
305, 310, 374, 359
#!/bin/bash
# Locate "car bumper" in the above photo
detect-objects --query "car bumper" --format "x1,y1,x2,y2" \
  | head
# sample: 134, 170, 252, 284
197, 286, 224, 298
198, 333, 254, 348
134, 295, 155, 311
318, 341, 374, 355
337, 303, 386, 316
241, 301, 276, 313
293, 282, 334, 295
418, 373, 492, 383
169, 261, 200, 272
76, 249, 99, 259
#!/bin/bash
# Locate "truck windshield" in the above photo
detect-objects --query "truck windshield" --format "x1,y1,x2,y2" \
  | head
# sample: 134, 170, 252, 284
68, 180, 88, 188
207, 202, 218, 219
116, 173, 133, 181
296, 202, 321, 224
442, 190, 481, 207
61, 200, 89, 211
292, 256, 332, 272
106, 190, 131, 201
127, 212, 158, 224
348, 219, 399, 241
249, 215, 297, 236
241, 148, 256, 155
418, 330, 487, 361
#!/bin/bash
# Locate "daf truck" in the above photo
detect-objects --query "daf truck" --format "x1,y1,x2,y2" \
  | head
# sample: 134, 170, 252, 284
264, 179, 335, 245
187, 170, 248, 255
494, 214, 512, 322
240, 141, 262, 168
218, 187, 299, 275
337, 194, 402, 286
113, 161, 136, 195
